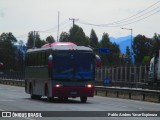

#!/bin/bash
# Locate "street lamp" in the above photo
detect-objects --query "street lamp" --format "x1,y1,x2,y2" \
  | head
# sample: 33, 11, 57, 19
121, 27, 133, 64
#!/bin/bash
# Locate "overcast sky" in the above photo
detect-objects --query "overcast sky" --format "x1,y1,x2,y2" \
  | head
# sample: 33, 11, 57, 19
0, 0, 160, 42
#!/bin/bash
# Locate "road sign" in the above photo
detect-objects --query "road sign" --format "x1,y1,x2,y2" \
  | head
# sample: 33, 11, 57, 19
98, 48, 110, 54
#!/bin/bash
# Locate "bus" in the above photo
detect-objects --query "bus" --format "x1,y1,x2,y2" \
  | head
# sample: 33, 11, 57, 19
25, 42, 95, 103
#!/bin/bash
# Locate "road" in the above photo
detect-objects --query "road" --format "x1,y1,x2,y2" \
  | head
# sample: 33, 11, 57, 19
0, 84, 160, 120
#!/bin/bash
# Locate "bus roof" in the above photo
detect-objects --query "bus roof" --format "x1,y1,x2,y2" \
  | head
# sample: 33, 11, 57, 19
27, 43, 93, 53
41, 42, 77, 48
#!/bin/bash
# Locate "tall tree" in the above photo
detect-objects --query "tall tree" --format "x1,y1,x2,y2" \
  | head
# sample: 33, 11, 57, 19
0, 32, 17, 42
35, 32, 45, 48
0, 32, 17, 69
69, 25, 89, 46
26, 32, 34, 49
59, 32, 70, 42
125, 46, 132, 64
99, 33, 111, 48
99, 33, 120, 66
89, 29, 98, 48
26, 31, 45, 49
152, 33, 160, 52
46, 35, 55, 43
132, 34, 152, 65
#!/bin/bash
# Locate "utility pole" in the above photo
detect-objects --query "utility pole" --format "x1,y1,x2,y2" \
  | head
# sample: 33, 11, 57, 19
121, 27, 133, 64
69, 18, 79, 27
57, 11, 60, 42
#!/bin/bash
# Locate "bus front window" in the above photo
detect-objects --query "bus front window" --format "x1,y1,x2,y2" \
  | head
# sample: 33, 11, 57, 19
53, 51, 94, 81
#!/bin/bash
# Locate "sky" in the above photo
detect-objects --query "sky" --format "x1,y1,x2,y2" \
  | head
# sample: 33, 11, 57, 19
0, 0, 160, 43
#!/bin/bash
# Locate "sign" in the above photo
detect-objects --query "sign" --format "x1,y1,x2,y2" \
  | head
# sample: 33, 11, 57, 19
98, 48, 110, 54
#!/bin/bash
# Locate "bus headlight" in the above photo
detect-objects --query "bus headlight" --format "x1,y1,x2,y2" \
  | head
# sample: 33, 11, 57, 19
85, 84, 93, 88
55, 84, 63, 87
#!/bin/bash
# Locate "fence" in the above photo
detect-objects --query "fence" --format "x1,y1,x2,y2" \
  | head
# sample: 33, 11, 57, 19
0, 66, 150, 88
95, 66, 150, 87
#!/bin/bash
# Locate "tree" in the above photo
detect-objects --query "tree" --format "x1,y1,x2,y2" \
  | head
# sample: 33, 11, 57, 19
132, 34, 152, 65
26, 31, 45, 49
152, 33, 160, 52
142, 56, 151, 65
99, 33, 120, 66
59, 32, 70, 42
89, 29, 98, 48
0, 32, 17, 69
125, 46, 131, 64
0, 32, 17, 42
26, 32, 34, 49
69, 25, 89, 46
35, 32, 45, 48
99, 33, 111, 48
46, 35, 55, 43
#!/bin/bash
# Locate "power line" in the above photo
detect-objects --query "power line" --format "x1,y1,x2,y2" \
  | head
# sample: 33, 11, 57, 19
37, 19, 69, 33
15, 19, 71, 40
104, 0, 160, 26
78, 0, 160, 27
78, 9, 160, 27
39, 22, 72, 34
101, 6, 160, 26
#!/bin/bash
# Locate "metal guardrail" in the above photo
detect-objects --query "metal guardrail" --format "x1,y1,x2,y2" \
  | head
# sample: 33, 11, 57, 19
0, 79, 25, 87
95, 86, 160, 103
0, 79, 160, 103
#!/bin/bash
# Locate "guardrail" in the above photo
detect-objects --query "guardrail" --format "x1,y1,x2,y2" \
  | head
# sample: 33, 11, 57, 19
95, 86, 160, 103
0, 79, 25, 87
0, 79, 160, 103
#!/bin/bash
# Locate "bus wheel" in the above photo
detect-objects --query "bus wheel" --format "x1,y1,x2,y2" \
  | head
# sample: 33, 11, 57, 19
80, 97, 87, 103
46, 89, 54, 102
30, 87, 36, 99
58, 97, 63, 100
64, 97, 68, 100
36, 95, 41, 99
47, 97, 54, 102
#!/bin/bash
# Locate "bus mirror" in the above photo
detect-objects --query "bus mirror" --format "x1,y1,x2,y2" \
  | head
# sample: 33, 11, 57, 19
48, 55, 53, 68
0, 62, 4, 68
95, 55, 102, 68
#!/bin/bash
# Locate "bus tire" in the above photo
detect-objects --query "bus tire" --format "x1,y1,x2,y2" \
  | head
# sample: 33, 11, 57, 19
30, 86, 36, 99
64, 97, 68, 100
46, 88, 54, 102
35, 95, 41, 99
80, 97, 87, 103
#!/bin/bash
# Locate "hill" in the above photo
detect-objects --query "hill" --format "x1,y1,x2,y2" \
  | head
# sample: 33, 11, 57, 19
110, 35, 132, 53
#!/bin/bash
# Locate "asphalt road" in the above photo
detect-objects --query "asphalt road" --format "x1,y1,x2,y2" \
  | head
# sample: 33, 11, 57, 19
0, 84, 160, 120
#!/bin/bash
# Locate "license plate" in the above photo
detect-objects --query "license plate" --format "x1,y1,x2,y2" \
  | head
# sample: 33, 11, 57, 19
70, 91, 77, 95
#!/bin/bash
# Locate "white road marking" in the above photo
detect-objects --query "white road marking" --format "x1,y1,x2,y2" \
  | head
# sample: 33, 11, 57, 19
100, 103, 127, 108
23, 117, 36, 120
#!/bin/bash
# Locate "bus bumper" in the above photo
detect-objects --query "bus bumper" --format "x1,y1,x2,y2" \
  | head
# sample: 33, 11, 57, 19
52, 87, 94, 97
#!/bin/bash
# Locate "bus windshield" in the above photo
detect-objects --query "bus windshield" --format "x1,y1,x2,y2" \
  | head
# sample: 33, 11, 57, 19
53, 51, 94, 81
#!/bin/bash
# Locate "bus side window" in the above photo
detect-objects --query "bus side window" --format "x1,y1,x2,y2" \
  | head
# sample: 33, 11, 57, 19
37, 52, 41, 66
41, 52, 45, 66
